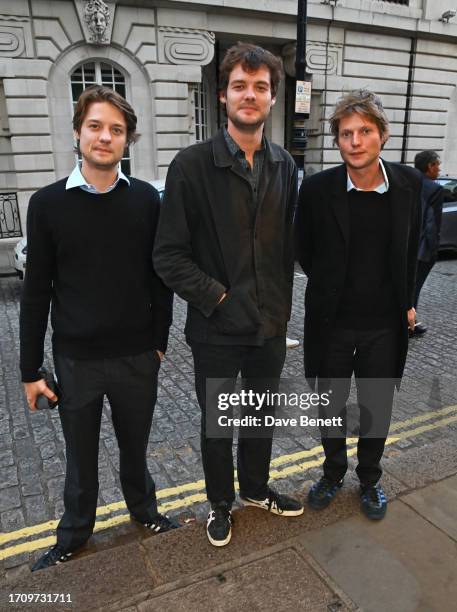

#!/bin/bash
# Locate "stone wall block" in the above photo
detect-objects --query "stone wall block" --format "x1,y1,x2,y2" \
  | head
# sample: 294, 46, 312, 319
13, 153, 54, 172
152, 82, 188, 99
3, 78, 47, 97
111, 5, 155, 48
5, 98, 49, 117
16, 171, 55, 190
31, 0, 84, 44
155, 99, 188, 117
8, 117, 50, 135
155, 116, 191, 133
10, 135, 52, 154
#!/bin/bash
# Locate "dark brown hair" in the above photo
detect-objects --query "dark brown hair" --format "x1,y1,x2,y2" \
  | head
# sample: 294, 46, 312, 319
219, 42, 284, 98
329, 89, 389, 146
72, 84, 139, 146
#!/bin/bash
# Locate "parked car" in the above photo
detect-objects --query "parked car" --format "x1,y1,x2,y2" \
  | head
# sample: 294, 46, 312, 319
436, 176, 457, 252
14, 237, 27, 279
13, 179, 166, 279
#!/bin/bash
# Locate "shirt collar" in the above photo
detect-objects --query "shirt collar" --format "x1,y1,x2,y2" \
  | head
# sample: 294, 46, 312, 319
346, 158, 389, 194
65, 163, 130, 193
222, 125, 265, 159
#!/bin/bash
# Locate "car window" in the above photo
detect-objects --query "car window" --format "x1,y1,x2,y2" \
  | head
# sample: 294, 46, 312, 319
436, 178, 457, 193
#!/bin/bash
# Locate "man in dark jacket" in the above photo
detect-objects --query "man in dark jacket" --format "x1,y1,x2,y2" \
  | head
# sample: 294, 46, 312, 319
412, 150, 445, 336
295, 90, 421, 520
20, 86, 176, 571
154, 43, 303, 547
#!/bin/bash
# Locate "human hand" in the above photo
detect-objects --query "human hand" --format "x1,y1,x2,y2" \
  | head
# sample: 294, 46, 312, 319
23, 379, 57, 412
407, 307, 416, 332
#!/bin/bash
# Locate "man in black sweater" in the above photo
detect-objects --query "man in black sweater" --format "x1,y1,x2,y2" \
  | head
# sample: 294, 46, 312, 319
295, 90, 421, 520
20, 86, 176, 571
154, 43, 303, 548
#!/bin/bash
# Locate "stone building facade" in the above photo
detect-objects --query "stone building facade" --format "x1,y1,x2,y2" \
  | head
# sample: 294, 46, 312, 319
1, 0, 457, 269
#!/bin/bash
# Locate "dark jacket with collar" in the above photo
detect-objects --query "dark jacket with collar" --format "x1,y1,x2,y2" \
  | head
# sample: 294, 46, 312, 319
153, 128, 298, 345
418, 176, 444, 262
295, 161, 422, 386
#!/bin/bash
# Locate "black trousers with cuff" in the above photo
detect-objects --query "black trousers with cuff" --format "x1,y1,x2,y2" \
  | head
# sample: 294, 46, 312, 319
190, 336, 286, 506
53, 350, 161, 552
317, 326, 399, 487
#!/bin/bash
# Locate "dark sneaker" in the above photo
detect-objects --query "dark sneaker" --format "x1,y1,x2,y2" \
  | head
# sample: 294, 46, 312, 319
308, 477, 343, 510
240, 488, 304, 516
360, 484, 387, 520
134, 513, 180, 533
206, 502, 233, 547
31, 544, 73, 572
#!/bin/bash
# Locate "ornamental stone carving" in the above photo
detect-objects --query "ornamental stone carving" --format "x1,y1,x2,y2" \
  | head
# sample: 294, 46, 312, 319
282, 42, 342, 76
158, 27, 215, 66
74, 0, 115, 45
0, 16, 33, 58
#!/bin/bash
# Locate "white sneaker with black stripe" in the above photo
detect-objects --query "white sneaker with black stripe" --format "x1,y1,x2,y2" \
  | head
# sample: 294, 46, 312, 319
206, 502, 233, 547
240, 488, 304, 516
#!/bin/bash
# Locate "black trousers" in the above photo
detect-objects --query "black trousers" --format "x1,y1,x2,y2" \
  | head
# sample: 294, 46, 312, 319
317, 326, 398, 486
54, 350, 161, 551
191, 336, 286, 505
414, 259, 435, 310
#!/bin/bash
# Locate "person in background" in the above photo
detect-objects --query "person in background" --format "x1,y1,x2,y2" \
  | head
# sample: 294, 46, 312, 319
411, 150, 445, 337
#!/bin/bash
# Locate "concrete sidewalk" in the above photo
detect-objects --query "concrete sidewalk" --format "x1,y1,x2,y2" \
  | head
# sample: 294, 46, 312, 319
1, 438, 457, 612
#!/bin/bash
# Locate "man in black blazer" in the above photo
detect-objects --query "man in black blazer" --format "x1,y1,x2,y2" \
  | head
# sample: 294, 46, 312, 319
154, 43, 303, 547
295, 90, 421, 519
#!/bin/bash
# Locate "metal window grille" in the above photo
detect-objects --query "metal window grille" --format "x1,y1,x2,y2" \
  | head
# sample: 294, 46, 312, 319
382, 0, 409, 4
0, 193, 22, 239
70, 62, 130, 174
194, 82, 209, 142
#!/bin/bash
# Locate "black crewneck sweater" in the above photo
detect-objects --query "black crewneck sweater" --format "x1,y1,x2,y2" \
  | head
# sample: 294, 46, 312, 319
336, 188, 397, 328
20, 177, 173, 382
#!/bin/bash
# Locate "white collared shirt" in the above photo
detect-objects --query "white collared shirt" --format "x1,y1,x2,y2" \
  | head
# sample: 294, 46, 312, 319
346, 159, 389, 194
65, 163, 130, 194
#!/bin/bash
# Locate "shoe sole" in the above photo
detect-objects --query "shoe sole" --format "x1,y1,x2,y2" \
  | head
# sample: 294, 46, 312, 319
206, 529, 232, 547
240, 498, 304, 516
361, 506, 387, 520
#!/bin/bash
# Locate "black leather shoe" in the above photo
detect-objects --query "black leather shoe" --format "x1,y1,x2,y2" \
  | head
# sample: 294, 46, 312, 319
409, 322, 427, 337
31, 544, 74, 572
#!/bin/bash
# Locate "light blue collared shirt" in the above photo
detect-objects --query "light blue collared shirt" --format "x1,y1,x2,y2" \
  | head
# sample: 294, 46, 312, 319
346, 159, 389, 194
65, 163, 130, 194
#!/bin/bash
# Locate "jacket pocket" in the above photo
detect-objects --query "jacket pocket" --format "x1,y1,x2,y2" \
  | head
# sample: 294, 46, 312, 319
212, 289, 261, 335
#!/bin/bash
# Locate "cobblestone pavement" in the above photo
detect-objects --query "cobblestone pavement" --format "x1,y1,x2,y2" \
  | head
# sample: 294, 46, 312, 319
1, 257, 456, 572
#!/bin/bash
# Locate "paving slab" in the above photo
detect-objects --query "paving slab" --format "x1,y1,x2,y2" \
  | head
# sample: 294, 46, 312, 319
299, 497, 457, 612
383, 436, 457, 490
401, 473, 457, 541
136, 548, 352, 612
1, 542, 154, 612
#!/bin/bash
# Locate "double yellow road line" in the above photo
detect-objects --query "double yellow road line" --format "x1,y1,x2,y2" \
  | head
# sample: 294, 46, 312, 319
1, 403, 456, 562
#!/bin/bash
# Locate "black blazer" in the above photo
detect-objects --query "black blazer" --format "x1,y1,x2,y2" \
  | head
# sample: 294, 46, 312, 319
295, 161, 422, 386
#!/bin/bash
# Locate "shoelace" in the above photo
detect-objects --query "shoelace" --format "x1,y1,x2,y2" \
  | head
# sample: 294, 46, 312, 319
362, 487, 384, 507
314, 479, 339, 497
266, 489, 283, 513
47, 545, 71, 563
146, 515, 173, 532
210, 506, 232, 525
